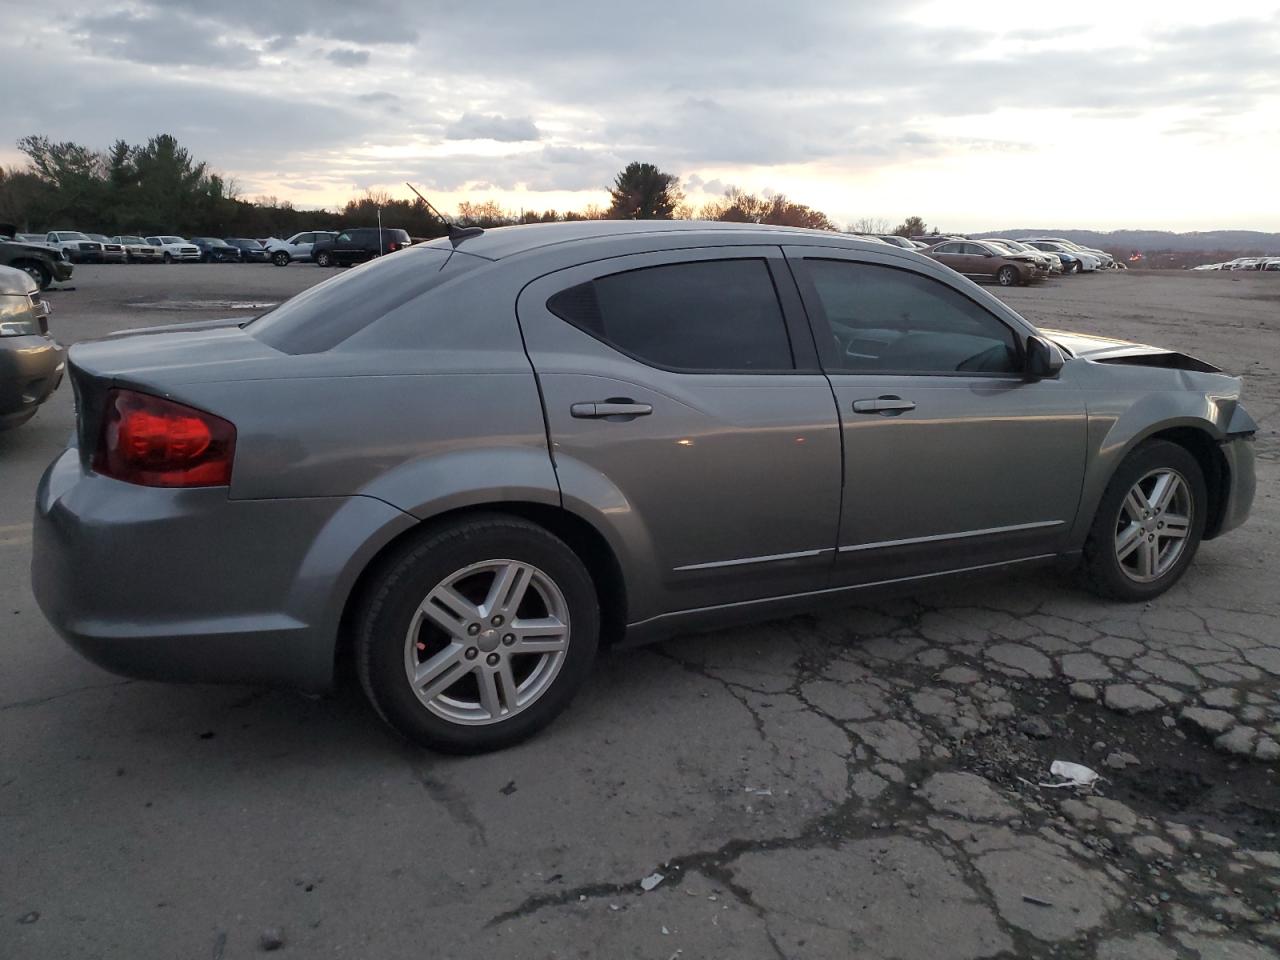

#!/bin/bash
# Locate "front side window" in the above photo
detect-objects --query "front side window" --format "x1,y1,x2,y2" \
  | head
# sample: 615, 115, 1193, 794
547, 258, 794, 372
799, 259, 1020, 375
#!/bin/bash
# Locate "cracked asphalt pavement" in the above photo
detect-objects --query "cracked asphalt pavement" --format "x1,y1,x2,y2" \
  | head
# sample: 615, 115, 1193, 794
1, 265, 1277, 959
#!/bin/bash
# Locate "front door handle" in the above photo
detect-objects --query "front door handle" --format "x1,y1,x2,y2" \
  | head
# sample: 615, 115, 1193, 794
570, 400, 653, 419
852, 396, 917, 415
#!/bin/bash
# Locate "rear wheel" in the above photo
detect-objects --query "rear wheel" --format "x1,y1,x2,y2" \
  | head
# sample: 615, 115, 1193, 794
357, 515, 600, 753
1081, 440, 1207, 600
997, 265, 1020, 286
271, 250, 290, 267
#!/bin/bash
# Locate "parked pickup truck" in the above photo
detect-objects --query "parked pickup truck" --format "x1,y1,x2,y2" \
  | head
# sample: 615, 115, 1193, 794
45, 231, 104, 264
144, 236, 202, 263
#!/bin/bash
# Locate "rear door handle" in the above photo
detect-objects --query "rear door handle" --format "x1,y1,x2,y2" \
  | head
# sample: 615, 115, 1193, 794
570, 400, 653, 419
852, 396, 916, 415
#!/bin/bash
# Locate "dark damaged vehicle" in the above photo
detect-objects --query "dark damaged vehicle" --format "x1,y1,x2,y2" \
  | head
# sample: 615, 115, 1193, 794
32, 222, 1256, 752
0, 264, 65, 429
0, 224, 74, 290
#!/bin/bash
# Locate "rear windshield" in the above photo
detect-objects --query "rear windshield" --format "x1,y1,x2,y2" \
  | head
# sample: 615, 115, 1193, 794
248, 247, 482, 354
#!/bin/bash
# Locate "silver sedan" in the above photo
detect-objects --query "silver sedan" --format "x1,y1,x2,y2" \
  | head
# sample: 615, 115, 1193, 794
32, 221, 1257, 752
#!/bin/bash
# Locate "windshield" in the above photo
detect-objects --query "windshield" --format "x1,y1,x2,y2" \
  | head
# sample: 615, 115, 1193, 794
249, 247, 483, 354
60, 232, 89, 241
161, 236, 184, 244
119, 236, 144, 244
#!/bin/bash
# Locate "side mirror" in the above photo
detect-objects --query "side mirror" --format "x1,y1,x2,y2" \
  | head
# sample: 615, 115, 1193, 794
982, 252, 994, 258
1024, 335, 1064, 381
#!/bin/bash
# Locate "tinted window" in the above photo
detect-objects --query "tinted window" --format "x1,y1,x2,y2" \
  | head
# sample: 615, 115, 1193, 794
249, 247, 482, 354
547, 259, 794, 372
800, 259, 1020, 375
933, 242, 959, 254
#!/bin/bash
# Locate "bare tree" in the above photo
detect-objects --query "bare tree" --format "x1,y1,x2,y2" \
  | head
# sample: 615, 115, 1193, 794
849, 217, 891, 235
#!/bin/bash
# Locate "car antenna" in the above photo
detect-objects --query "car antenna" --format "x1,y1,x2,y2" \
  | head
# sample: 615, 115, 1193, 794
404, 182, 483, 246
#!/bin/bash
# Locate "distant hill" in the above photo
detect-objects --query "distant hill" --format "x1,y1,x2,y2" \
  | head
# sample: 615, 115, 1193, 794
972, 229, 1280, 255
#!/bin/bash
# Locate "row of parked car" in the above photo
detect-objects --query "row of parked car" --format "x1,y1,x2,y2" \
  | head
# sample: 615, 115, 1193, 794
853, 233, 1121, 286
11, 228, 413, 268
1191, 257, 1280, 272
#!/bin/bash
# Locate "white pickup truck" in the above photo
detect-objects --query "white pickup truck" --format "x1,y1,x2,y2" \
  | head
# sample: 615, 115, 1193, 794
144, 236, 202, 263
263, 231, 338, 266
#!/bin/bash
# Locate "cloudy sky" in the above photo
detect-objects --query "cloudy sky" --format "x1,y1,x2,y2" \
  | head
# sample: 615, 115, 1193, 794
4, 1, 1280, 231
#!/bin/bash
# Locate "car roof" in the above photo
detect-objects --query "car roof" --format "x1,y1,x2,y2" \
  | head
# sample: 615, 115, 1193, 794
417, 219, 890, 261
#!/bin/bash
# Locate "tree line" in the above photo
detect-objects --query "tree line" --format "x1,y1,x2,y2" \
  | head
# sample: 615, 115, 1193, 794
0, 135, 934, 240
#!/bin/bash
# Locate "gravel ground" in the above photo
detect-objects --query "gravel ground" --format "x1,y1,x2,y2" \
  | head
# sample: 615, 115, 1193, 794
2, 262, 1278, 959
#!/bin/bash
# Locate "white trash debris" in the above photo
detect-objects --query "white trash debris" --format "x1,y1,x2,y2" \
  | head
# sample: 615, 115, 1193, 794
1038, 760, 1102, 789
640, 872, 665, 892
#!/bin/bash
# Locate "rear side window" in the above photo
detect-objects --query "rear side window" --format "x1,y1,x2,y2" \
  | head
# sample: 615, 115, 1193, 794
546, 259, 794, 372
248, 247, 481, 354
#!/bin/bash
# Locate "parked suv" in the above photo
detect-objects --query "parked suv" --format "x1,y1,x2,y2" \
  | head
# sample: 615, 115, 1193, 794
45, 231, 104, 264
225, 238, 270, 263
190, 238, 242, 263
264, 231, 338, 266
926, 239, 1040, 286
0, 225, 74, 289
31, 222, 1256, 753
311, 227, 411, 267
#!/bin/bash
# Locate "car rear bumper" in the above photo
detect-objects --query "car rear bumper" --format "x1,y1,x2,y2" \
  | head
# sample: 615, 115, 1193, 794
0, 335, 65, 427
31, 448, 416, 690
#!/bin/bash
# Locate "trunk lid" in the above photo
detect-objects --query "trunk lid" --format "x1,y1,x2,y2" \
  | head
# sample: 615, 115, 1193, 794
66, 322, 285, 464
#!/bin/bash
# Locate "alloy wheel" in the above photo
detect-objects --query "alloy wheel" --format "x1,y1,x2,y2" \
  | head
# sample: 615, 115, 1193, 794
1113, 468, 1192, 583
404, 559, 570, 725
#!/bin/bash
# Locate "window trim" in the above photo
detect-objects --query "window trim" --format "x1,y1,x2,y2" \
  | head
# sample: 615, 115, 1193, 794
789, 254, 1029, 380
541, 253, 807, 376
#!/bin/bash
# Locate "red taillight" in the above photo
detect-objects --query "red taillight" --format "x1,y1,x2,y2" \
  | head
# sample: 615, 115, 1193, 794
94, 389, 236, 487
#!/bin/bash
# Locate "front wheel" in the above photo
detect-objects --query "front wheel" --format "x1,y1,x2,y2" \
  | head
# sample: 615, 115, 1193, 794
271, 250, 290, 267
1081, 440, 1207, 601
356, 515, 600, 753
997, 265, 1020, 286
17, 261, 51, 289
162, 252, 173, 264
1071, 261, 1082, 274
315, 250, 333, 267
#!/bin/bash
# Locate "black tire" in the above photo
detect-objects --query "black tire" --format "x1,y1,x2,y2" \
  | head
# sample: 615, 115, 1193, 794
15, 260, 51, 289
997, 265, 1020, 287
1081, 440, 1207, 601
163, 252, 173, 264
315, 250, 333, 267
1071, 260, 1082, 275
356, 514, 600, 753
272, 250, 290, 267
